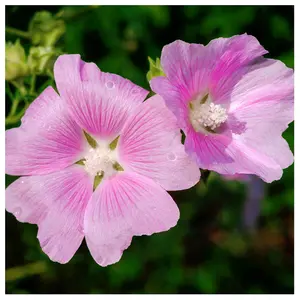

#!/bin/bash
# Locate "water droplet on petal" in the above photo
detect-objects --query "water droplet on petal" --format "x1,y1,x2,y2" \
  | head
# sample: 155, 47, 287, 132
20, 180, 24, 184
132, 89, 139, 94
106, 81, 115, 89
14, 207, 22, 217
167, 153, 176, 161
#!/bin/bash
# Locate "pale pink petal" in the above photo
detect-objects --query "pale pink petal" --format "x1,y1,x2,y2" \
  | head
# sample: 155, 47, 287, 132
6, 165, 93, 263
159, 40, 208, 97
150, 39, 223, 128
84, 172, 179, 267
6, 176, 47, 225
150, 76, 190, 131
185, 129, 282, 183
118, 95, 200, 191
156, 34, 266, 103
6, 87, 86, 176
155, 38, 223, 97
227, 58, 294, 111
227, 101, 293, 170
209, 34, 267, 101
54, 54, 148, 139
219, 58, 294, 170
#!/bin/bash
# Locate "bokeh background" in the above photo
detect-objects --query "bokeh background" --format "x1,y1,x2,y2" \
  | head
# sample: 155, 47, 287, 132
5, 5, 294, 294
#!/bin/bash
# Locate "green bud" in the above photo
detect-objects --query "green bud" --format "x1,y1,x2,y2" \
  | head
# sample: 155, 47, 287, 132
28, 46, 57, 75
5, 40, 29, 81
29, 11, 65, 47
146, 56, 165, 82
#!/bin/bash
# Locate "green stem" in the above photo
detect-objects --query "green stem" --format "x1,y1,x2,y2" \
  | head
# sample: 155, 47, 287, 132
5, 104, 28, 126
46, 69, 54, 79
6, 261, 47, 282
5, 82, 14, 100
30, 74, 36, 95
11, 80, 27, 96
7, 98, 20, 118
5, 26, 30, 39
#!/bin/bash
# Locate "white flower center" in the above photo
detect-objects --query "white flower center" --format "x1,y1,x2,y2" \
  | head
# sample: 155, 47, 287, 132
83, 145, 117, 178
189, 94, 228, 133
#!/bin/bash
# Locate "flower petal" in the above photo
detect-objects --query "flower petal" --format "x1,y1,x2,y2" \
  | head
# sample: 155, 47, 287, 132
6, 165, 93, 263
156, 34, 266, 102
228, 103, 293, 170
209, 34, 267, 101
84, 172, 179, 267
185, 129, 282, 183
227, 58, 294, 112
150, 76, 190, 130
54, 54, 148, 139
118, 95, 200, 191
222, 58, 294, 170
159, 40, 207, 97
6, 86, 86, 176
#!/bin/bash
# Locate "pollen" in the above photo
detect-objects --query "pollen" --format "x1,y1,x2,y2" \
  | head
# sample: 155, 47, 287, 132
83, 145, 118, 178
189, 95, 228, 133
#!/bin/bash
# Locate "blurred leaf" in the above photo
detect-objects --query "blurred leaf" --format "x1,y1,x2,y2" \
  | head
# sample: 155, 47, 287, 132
278, 51, 294, 68
271, 15, 290, 40
6, 261, 47, 282
195, 266, 217, 293
29, 11, 65, 46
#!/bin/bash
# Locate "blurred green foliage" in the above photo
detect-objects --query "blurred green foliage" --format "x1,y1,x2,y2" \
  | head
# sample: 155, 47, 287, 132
5, 5, 294, 294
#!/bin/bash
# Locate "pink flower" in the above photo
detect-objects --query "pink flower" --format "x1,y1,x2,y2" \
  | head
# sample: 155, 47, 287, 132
5, 55, 200, 266
150, 34, 294, 183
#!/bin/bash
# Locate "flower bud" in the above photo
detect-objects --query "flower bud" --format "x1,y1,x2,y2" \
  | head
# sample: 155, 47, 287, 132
29, 11, 65, 47
27, 46, 57, 74
146, 57, 165, 82
5, 40, 29, 81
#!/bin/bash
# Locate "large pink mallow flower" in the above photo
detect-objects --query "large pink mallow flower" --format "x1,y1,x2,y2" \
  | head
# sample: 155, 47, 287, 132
5, 55, 200, 266
150, 34, 294, 183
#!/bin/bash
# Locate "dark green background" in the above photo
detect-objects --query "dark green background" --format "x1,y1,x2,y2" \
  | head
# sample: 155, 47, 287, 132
5, 5, 294, 294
